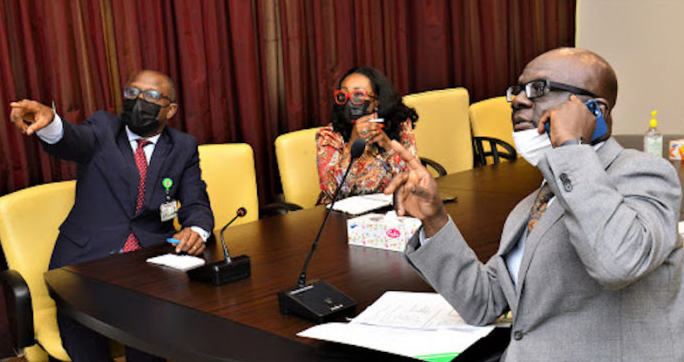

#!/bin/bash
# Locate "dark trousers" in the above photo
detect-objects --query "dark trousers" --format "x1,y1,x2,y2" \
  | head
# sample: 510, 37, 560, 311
57, 311, 165, 362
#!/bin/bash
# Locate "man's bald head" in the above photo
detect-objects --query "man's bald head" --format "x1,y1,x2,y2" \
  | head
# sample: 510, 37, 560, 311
511, 48, 619, 139
525, 48, 618, 109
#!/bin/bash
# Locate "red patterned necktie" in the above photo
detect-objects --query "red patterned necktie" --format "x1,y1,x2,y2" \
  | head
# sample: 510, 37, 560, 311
123, 139, 151, 252
526, 184, 553, 233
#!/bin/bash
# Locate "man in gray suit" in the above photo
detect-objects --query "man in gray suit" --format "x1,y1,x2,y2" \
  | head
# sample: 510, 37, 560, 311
386, 48, 684, 361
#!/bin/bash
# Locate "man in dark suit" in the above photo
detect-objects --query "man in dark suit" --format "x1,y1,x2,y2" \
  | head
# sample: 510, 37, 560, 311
10, 70, 214, 361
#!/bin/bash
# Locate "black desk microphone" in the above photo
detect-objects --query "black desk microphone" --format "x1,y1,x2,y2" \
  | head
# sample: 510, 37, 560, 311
277, 137, 366, 322
187, 207, 251, 285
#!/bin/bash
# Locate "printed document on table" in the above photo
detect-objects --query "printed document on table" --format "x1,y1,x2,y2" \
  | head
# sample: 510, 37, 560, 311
297, 291, 495, 361
328, 193, 393, 215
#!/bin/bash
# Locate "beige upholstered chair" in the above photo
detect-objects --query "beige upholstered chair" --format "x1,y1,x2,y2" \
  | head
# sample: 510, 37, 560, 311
198, 143, 259, 231
274, 127, 322, 209
403, 88, 472, 177
469, 96, 517, 165
0, 181, 75, 361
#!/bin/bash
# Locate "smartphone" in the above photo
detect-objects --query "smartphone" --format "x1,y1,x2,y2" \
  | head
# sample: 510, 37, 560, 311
439, 191, 458, 203
544, 99, 607, 142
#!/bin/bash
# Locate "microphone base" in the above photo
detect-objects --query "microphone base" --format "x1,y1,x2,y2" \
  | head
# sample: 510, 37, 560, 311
278, 280, 357, 323
187, 255, 251, 285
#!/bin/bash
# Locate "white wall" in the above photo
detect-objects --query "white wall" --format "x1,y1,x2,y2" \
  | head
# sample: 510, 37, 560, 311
576, 0, 684, 135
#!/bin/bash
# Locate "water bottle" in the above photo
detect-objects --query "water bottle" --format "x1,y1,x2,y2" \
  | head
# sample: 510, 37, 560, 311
643, 110, 663, 157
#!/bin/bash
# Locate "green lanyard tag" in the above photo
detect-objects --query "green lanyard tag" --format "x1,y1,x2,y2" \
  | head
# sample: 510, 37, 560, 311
162, 178, 173, 193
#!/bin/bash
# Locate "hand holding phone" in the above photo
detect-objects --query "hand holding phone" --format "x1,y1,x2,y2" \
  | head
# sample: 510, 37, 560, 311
544, 99, 607, 143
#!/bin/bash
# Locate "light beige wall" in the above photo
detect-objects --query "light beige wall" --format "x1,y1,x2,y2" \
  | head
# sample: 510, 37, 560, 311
576, 0, 684, 135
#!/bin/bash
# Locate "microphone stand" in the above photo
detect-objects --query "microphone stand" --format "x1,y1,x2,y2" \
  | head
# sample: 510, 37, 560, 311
187, 208, 251, 285
296, 158, 353, 288
277, 138, 366, 322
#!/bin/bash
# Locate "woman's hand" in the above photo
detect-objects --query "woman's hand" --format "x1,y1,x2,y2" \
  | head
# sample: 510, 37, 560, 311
350, 113, 390, 151
369, 125, 391, 151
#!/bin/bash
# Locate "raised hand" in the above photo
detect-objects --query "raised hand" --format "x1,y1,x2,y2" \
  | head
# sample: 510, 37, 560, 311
9, 99, 55, 136
384, 140, 449, 236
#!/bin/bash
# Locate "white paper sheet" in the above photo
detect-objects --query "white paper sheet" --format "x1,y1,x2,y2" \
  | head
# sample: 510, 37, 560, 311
328, 193, 393, 215
298, 322, 493, 360
146, 253, 206, 271
351, 291, 469, 330
297, 291, 495, 360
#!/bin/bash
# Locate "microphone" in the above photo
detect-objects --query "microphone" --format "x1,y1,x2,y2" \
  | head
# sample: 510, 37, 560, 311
221, 207, 246, 263
187, 207, 251, 285
277, 137, 366, 322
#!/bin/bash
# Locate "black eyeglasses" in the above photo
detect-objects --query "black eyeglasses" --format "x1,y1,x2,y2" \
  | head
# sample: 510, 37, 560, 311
506, 79, 597, 102
123, 87, 172, 103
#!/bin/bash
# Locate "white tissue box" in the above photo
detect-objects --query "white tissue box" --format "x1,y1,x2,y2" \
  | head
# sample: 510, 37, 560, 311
347, 212, 422, 251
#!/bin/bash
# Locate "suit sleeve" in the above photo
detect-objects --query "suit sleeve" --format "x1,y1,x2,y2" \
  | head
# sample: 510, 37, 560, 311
539, 145, 682, 290
405, 220, 509, 326
176, 140, 214, 234
40, 112, 101, 164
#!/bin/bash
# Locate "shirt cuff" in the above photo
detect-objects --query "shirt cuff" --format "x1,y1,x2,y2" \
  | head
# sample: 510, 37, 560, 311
36, 111, 64, 144
418, 215, 452, 247
560, 138, 582, 147
190, 226, 210, 242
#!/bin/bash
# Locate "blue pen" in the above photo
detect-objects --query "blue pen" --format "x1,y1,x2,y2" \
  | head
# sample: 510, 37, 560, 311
166, 238, 180, 245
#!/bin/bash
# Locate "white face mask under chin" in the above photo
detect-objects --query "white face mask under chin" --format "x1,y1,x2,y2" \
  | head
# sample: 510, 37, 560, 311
512, 129, 553, 166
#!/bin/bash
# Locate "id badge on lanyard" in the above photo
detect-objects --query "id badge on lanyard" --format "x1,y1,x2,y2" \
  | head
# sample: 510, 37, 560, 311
159, 177, 178, 222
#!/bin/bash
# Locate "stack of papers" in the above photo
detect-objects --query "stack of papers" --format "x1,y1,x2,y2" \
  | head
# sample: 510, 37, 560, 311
328, 193, 393, 215
146, 253, 206, 271
297, 291, 495, 361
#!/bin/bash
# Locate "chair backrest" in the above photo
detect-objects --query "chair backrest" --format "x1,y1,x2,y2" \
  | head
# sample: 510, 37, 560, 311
469, 96, 516, 153
198, 144, 259, 231
274, 127, 322, 208
403, 88, 472, 174
0, 180, 75, 361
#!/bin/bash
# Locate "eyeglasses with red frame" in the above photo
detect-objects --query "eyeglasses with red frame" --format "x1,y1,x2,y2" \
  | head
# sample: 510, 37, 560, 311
333, 89, 376, 106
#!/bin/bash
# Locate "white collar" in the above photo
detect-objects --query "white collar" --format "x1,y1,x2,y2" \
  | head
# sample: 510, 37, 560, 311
125, 126, 161, 145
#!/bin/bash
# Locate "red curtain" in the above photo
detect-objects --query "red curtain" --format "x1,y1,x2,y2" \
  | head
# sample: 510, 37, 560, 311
0, 0, 575, 203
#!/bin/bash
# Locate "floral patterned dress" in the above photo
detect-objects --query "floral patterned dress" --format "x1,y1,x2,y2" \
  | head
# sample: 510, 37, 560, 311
315, 120, 417, 204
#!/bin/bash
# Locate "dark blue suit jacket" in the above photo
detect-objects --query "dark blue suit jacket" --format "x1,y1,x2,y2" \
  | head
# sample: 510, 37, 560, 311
44, 111, 213, 269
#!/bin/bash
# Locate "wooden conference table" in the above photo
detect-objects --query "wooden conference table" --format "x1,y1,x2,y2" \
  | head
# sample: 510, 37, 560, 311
44, 137, 684, 362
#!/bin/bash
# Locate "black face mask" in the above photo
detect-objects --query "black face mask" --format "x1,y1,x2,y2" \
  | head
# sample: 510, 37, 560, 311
344, 100, 373, 122
121, 98, 163, 137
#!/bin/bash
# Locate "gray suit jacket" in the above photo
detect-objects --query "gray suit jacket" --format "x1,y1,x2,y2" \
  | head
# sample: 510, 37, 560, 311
405, 138, 684, 361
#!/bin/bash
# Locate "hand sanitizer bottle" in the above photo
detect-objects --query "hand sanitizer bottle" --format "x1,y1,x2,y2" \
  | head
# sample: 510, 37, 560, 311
644, 110, 663, 157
